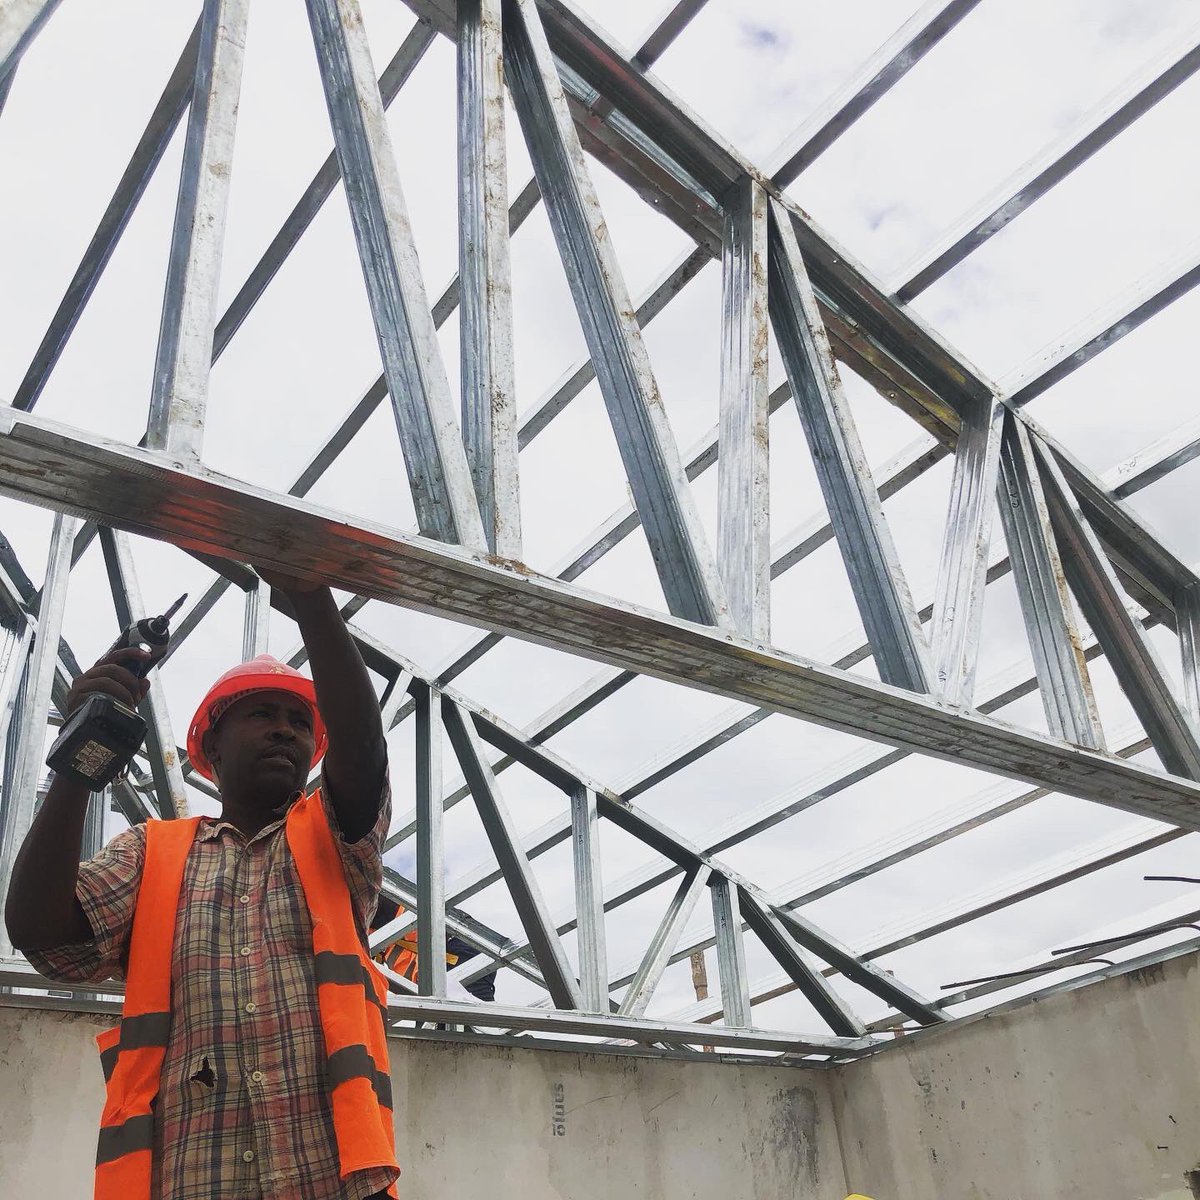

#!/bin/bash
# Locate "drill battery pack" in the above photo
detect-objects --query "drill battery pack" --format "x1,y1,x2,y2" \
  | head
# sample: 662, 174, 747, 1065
46, 693, 148, 790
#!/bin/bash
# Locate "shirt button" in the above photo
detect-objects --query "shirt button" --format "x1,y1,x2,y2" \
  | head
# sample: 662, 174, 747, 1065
244, 1002, 257, 1014
251, 1070, 264, 1083
240, 946, 252, 956
242, 1150, 255, 1163
239, 894, 250, 904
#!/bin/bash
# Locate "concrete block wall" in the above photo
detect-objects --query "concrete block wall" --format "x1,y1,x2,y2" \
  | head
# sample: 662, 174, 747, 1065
834, 952, 1200, 1200
0, 1006, 846, 1199
1, 952, 1198, 1199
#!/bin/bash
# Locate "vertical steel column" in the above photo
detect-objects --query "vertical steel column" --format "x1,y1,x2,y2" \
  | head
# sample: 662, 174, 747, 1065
0, 512, 74, 958
98, 530, 189, 818
442, 699, 583, 1008
996, 413, 1103, 747
930, 396, 1004, 706
146, 0, 249, 460
0, 0, 61, 83
415, 683, 447, 997
766, 198, 931, 691
709, 875, 751, 1027
459, 0, 521, 560
569, 786, 608, 1012
1032, 440, 1200, 779
1180, 582, 1200, 727
502, 0, 730, 628
717, 177, 771, 641
242, 578, 271, 659
304, 0, 486, 550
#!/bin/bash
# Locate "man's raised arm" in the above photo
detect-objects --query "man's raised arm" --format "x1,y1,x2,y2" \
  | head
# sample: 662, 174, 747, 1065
258, 572, 387, 842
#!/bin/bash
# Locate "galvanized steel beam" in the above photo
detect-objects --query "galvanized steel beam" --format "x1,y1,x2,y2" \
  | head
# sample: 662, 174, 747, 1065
894, 28, 1200, 301
213, 19, 437, 359
13, 20, 202, 412
996, 413, 1103, 747
0, 512, 74, 958
503, 0, 730, 627
415, 683, 447, 997
739, 888, 865, 1038
4, 409, 1200, 825
458, 0, 521, 559
716, 177, 770, 640
1033, 440, 1200, 778
769, 0, 984, 188
1005, 242, 1200, 410
930, 396, 1003, 706
241, 577, 270, 659
305, 0, 487, 548
0, 0, 61, 84
618, 865, 710, 1018
146, 0, 248, 461
384, 993, 871, 1056
768, 197, 931, 692
569, 785, 608, 1013
441, 697, 583, 1008
98, 529, 188, 818
709, 876, 751, 1028
1181, 582, 1200, 727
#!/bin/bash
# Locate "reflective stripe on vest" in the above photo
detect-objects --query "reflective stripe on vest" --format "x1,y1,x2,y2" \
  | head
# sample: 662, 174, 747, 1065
95, 816, 200, 1200
93, 794, 400, 1200
285, 792, 398, 1188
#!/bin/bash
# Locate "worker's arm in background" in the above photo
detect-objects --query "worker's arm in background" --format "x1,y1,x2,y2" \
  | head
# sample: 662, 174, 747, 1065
258, 572, 387, 843
4, 647, 150, 962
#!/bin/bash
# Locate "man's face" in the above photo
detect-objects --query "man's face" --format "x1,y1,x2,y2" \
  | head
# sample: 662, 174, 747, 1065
203, 690, 316, 803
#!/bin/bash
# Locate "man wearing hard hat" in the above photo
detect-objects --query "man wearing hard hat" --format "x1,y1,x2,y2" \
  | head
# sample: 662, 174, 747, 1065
5, 570, 399, 1200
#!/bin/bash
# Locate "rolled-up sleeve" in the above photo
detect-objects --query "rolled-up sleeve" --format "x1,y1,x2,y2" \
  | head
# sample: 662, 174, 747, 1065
24, 823, 147, 985
319, 773, 391, 934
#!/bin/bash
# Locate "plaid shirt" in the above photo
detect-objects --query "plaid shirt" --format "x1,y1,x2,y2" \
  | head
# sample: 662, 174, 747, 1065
26, 781, 395, 1200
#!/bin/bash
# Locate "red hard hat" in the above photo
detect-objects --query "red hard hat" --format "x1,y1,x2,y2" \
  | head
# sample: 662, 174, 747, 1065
186, 654, 328, 782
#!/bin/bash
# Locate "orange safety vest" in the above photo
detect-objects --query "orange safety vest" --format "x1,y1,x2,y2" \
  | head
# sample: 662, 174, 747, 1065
373, 908, 464, 985
93, 792, 399, 1200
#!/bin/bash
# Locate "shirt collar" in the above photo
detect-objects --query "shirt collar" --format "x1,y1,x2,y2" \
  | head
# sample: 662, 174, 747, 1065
197, 788, 305, 842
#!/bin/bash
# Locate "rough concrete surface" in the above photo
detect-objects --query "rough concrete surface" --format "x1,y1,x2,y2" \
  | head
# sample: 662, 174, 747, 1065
1, 954, 1198, 1199
0, 1007, 845, 1199
833, 952, 1200, 1200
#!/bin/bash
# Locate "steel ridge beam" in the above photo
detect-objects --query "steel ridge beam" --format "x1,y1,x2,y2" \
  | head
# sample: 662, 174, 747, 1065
4, 410, 1198, 825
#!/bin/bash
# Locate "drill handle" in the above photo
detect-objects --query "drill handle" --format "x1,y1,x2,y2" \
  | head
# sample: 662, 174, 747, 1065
104, 620, 168, 681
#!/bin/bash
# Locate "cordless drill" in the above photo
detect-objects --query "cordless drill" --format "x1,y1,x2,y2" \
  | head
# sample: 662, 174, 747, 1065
46, 594, 187, 790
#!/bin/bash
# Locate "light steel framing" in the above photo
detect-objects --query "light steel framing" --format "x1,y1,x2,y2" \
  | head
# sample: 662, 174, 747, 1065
2, 0, 1199, 1062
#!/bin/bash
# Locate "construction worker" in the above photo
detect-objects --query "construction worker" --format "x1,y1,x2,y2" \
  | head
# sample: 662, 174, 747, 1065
371, 894, 497, 1001
4, 570, 399, 1200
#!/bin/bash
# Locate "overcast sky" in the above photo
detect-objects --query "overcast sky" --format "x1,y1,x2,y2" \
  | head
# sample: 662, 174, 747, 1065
2, 0, 1199, 1032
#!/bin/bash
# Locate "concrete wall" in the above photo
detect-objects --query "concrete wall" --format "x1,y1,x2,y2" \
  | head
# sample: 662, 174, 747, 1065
2, 954, 1198, 1200
834, 952, 1200, 1200
0, 1006, 846, 1200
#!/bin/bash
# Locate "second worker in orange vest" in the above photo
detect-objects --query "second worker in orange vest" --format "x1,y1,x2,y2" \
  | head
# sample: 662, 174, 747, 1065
5, 567, 400, 1200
